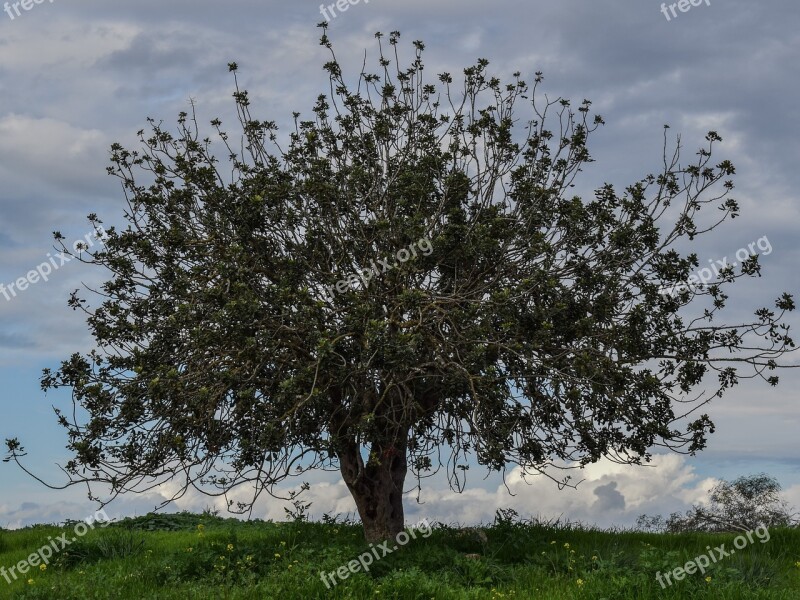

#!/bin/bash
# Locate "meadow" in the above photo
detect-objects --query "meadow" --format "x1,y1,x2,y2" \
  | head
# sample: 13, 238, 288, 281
0, 511, 798, 599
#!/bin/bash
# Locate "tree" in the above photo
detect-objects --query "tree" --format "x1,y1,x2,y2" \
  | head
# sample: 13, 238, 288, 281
668, 474, 798, 532
638, 473, 798, 532
6, 27, 796, 542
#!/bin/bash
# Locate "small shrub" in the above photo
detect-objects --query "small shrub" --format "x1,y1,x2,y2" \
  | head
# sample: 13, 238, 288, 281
113, 512, 205, 531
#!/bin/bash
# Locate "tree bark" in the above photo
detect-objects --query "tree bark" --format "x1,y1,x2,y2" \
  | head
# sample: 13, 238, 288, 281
339, 436, 408, 542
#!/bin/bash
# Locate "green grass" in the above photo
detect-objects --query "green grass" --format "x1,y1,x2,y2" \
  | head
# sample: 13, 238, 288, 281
0, 511, 798, 599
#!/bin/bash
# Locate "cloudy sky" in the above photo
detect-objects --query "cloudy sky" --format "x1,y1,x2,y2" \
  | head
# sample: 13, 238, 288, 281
1, 0, 799, 529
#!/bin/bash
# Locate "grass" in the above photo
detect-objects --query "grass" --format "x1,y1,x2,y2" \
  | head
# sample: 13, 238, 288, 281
0, 511, 798, 599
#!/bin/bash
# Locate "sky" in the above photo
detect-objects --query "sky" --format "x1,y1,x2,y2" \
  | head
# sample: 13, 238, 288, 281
1, 0, 799, 529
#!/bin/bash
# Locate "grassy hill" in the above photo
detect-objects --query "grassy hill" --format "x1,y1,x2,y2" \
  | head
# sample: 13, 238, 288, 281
0, 511, 798, 599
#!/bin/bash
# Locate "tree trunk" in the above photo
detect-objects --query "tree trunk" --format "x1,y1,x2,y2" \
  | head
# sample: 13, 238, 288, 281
339, 437, 408, 542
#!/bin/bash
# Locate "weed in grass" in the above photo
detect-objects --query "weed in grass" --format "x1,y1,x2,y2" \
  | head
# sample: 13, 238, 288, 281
450, 554, 508, 587
55, 529, 145, 569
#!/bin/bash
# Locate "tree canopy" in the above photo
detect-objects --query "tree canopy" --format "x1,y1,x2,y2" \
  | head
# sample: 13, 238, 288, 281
6, 27, 795, 541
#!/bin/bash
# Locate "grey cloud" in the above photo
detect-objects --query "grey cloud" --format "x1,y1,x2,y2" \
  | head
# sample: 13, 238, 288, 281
592, 482, 626, 513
